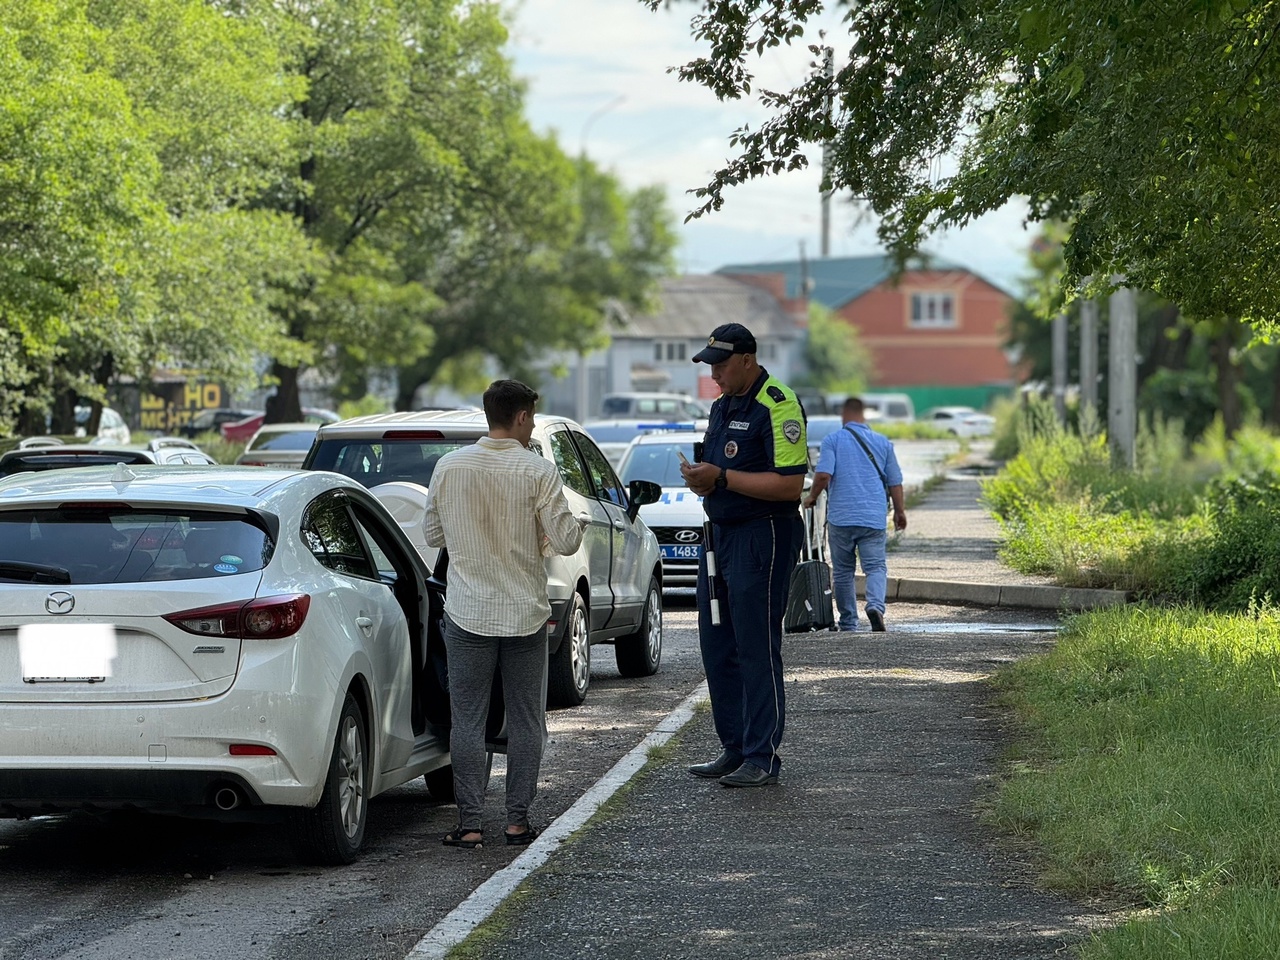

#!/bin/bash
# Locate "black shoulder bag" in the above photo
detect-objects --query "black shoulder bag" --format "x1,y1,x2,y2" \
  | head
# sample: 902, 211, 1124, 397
844, 424, 891, 509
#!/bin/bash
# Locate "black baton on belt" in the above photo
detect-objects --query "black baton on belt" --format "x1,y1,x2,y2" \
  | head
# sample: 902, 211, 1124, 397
702, 520, 722, 626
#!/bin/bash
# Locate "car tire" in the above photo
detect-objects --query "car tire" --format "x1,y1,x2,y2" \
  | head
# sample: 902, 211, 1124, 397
614, 576, 662, 678
423, 765, 455, 802
290, 693, 369, 865
425, 752, 494, 802
547, 593, 590, 708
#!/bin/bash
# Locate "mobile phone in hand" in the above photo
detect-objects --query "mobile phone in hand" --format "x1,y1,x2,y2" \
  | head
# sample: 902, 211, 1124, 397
676, 449, 691, 467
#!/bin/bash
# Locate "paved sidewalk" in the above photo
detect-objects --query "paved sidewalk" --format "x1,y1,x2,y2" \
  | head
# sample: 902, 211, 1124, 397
416, 465, 1119, 959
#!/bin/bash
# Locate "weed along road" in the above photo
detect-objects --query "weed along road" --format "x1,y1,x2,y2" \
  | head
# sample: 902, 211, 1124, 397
0, 605, 707, 960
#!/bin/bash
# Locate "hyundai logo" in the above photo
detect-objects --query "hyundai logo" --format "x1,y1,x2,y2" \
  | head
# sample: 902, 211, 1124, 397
45, 591, 75, 615
674, 529, 700, 543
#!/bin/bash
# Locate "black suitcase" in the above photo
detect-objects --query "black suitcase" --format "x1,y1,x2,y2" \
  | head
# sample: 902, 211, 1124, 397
783, 508, 837, 633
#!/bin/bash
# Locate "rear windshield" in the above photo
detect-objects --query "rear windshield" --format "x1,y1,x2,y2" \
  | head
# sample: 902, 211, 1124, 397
249, 430, 317, 451
0, 507, 273, 585
0, 452, 151, 476
307, 438, 476, 488
619, 441, 696, 488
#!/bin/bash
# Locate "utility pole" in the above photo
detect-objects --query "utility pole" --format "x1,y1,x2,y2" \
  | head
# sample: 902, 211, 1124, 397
1078, 291, 1099, 419
576, 95, 626, 423
1051, 311, 1068, 424
1107, 279, 1137, 468
820, 48, 834, 258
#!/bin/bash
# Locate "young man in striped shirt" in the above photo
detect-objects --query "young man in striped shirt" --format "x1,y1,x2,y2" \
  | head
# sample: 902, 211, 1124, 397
424, 379, 586, 848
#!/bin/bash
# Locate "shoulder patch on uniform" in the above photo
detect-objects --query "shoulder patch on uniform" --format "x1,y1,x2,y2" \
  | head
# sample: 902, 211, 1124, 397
767, 385, 786, 403
782, 419, 802, 444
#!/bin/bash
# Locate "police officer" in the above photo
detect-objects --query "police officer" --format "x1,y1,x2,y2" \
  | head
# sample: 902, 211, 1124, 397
680, 323, 807, 787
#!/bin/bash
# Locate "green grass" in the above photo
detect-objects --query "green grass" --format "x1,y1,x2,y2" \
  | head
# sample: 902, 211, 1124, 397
991, 604, 1280, 956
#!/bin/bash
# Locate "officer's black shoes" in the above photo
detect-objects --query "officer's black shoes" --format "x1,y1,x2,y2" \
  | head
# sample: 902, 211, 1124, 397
688, 750, 741, 779
719, 763, 779, 788
868, 609, 886, 632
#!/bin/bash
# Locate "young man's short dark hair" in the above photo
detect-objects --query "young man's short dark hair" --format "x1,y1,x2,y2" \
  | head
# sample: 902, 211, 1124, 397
844, 396, 865, 417
483, 379, 539, 429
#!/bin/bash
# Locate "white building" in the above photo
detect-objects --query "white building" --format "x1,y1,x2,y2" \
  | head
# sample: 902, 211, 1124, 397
535, 274, 805, 421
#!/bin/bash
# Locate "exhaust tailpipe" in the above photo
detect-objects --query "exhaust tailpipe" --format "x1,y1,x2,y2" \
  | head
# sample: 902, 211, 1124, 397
213, 786, 243, 811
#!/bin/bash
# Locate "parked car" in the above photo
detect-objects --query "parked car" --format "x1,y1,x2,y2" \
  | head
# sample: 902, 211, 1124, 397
599, 392, 710, 421
921, 406, 996, 438
0, 466, 488, 863
73, 405, 131, 444
178, 407, 258, 438
583, 418, 703, 468
302, 410, 664, 706
221, 408, 340, 442
859, 393, 916, 424
0, 438, 217, 477
804, 415, 846, 454
234, 423, 321, 467
616, 431, 827, 590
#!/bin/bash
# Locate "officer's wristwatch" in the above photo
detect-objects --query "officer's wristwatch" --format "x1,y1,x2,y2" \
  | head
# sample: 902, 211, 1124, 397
714, 467, 728, 491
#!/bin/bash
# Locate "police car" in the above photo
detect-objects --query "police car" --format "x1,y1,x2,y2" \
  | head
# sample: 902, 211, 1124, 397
616, 432, 826, 590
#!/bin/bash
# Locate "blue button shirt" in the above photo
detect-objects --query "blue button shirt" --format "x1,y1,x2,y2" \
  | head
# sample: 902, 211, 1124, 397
815, 422, 903, 528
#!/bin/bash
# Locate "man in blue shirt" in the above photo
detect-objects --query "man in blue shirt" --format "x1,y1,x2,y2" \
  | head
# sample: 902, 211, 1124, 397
680, 323, 807, 787
803, 396, 908, 632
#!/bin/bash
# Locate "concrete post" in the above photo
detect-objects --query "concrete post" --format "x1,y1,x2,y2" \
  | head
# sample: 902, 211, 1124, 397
576, 351, 590, 423
1107, 281, 1137, 468
1079, 296, 1098, 417
1052, 311, 1068, 423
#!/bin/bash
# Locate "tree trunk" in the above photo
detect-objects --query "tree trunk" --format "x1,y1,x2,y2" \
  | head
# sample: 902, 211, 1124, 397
266, 362, 303, 423
1269, 352, 1280, 428
1212, 324, 1242, 438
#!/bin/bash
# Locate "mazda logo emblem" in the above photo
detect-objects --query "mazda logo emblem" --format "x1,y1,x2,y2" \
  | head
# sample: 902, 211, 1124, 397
674, 529, 700, 543
46, 591, 75, 615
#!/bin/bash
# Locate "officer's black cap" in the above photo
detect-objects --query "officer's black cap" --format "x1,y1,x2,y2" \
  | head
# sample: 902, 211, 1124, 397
692, 323, 758, 364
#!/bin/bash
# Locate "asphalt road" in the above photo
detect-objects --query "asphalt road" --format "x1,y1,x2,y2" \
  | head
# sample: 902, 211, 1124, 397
0, 598, 706, 960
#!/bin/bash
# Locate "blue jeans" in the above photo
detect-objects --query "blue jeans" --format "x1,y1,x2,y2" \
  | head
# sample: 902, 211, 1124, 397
827, 523, 888, 632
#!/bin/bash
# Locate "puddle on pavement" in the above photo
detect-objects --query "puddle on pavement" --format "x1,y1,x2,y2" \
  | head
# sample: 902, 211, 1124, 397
905, 621, 1058, 634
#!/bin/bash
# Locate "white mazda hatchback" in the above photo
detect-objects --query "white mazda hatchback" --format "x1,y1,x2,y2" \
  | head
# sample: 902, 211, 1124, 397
0, 465, 481, 864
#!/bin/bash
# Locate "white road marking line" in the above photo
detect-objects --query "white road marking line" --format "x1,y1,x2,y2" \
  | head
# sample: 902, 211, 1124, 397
406, 682, 710, 959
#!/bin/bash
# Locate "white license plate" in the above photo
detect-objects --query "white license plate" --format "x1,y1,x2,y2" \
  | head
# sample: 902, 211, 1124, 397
661, 544, 701, 560
18, 624, 117, 682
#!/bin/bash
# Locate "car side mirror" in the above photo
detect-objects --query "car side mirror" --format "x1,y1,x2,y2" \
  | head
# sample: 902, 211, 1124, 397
626, 479, 662, 521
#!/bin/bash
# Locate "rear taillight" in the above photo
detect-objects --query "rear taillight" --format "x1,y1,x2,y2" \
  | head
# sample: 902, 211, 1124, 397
165, 595, 311, 640
229, 744, 277, 756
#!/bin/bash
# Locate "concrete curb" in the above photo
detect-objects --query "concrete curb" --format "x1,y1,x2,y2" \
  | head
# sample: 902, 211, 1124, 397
851, 574, 1130, 611
891, 577, 1129, 612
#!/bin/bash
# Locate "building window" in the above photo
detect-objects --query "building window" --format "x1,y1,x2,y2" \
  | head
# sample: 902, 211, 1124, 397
757, 341, 777, 361
909, 292, 957, 328
653, 340, 688, 363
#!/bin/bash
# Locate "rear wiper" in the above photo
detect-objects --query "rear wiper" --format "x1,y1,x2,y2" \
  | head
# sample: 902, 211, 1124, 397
0, 561, 72, 584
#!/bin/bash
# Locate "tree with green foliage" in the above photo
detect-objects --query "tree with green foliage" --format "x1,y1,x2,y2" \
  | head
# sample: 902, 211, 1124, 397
0, 0, 311, 436
792, 302, 871, 396
651, 0, 1280, 335
236, 0, 676, 419
392, 157, 677, 408
1010, 225, 1275, 439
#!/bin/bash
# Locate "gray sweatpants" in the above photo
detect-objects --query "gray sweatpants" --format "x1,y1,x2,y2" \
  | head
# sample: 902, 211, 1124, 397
443, 614, 548, 831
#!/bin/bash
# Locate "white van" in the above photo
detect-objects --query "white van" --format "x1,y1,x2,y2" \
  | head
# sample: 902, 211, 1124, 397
599, 392, 709, 421
859, 392, 915, 424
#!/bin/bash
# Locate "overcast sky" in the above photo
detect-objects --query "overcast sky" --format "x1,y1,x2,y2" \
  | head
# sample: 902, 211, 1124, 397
505, 0, 1034, 296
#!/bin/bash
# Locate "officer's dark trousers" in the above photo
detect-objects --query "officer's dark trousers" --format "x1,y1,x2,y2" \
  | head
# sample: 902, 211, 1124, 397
696, 513, 803, 777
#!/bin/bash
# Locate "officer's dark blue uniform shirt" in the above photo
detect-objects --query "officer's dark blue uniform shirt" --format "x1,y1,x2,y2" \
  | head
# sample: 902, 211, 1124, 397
701, 369, 808, 524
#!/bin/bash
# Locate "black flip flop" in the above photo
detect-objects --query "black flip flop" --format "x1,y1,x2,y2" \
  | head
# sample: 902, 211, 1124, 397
505, 826, 539, 846
442, 828, 484, 849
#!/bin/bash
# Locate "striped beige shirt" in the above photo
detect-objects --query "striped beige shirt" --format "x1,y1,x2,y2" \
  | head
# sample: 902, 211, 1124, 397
422, 436, 583, 637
